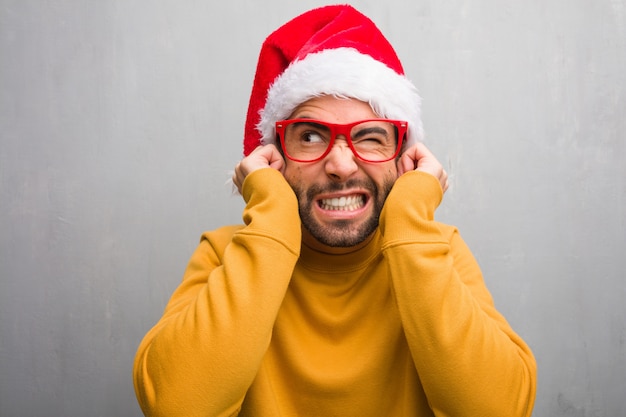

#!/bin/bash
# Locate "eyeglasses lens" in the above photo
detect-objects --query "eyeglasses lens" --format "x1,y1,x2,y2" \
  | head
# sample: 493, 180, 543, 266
283, 120, 400, 162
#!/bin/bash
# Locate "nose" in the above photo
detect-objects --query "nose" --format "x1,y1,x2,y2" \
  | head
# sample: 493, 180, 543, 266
323, 137, 358, 181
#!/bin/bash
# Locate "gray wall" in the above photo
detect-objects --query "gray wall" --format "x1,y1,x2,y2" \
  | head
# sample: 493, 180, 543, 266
1, 1, 624, 416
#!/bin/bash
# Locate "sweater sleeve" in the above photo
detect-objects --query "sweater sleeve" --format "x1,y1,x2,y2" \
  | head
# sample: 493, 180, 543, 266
133, 168, 301, 417
379, 171, 537, 417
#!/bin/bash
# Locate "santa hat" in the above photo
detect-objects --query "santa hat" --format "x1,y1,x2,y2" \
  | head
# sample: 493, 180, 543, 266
243, 4, 423, 156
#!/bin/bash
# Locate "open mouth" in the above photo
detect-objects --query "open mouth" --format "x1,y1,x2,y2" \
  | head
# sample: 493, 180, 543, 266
318, 194, 366, 211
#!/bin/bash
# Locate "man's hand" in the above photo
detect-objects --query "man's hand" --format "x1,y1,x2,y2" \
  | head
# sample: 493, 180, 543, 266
232, 144, 285, 194
397, 143, 449, 193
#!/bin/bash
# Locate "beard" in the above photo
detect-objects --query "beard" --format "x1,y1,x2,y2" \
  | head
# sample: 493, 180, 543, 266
288, 176, 395, 248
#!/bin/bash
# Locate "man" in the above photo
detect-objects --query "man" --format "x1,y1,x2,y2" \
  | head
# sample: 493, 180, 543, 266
133, 5, 537, 417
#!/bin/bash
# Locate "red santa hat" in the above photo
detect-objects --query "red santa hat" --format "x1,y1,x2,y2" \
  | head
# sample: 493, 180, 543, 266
243, 4, 423, 156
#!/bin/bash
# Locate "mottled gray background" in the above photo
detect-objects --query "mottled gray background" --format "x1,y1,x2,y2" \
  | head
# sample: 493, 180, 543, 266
1, 1, 624, 416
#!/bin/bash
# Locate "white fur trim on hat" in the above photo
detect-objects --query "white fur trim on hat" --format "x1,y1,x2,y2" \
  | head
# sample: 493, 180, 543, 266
257, 47, 423, 149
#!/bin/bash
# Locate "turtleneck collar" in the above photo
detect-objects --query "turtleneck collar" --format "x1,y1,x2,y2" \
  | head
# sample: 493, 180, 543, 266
298, 229, 383, 273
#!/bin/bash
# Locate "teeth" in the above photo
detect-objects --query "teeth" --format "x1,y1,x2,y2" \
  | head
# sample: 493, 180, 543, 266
320, 195, 364, 211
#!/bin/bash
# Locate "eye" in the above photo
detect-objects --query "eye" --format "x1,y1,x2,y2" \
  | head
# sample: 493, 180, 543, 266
301, 130, 325, 144
360, 134, 386, 145
352, 127, 391, 147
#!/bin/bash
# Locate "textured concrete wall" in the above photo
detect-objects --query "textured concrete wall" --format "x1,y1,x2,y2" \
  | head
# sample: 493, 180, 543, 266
1, 1, 624, 415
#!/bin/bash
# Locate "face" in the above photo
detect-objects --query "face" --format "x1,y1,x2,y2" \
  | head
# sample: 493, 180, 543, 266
281, 95, 399, 249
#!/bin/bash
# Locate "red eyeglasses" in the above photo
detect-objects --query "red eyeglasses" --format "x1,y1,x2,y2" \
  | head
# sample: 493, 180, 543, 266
275, 118, 407, 163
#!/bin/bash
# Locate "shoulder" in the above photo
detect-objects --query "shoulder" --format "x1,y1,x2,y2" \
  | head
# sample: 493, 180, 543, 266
201, 224, 245, 243
199, 225, 245, 258
434, 221, 459, 241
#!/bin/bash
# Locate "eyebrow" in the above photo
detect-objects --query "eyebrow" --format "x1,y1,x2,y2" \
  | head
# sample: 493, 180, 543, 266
351, 126, 390, 139
291, 121, 331, 131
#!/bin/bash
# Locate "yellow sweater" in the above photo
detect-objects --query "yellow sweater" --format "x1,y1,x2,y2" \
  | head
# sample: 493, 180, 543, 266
133, 168, 536, 417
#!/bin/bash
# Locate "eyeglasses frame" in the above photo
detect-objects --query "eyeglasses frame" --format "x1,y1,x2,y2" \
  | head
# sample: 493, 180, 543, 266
275, 118, 408, 163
